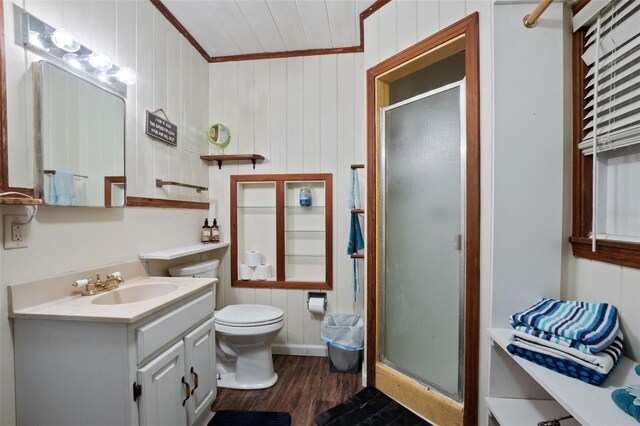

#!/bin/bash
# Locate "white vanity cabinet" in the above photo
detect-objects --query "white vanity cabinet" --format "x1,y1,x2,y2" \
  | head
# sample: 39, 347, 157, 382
137, 318, 217, 426
13, 289, 217, 426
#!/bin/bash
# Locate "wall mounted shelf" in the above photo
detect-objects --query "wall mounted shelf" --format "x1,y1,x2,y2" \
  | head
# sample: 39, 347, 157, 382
231, 173, 333, 290
139, 241, 230, 260
200, 154, 265, 169
0, 198, 43, 205
488, 327, 637, 425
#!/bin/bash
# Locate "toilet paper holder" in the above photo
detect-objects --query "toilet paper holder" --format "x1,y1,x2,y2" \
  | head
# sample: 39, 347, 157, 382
307, 292, 327, 312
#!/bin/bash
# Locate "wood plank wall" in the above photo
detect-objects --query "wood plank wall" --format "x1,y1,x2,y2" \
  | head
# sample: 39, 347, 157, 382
3, 0, 209, 202
208, 55, 366, 351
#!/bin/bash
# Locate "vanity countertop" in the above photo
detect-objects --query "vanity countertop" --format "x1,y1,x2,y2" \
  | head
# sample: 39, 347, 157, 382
8, 275, 216, 324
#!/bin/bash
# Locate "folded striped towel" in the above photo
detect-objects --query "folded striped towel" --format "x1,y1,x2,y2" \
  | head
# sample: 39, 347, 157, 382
511, 330, 623, 375
510, 298, 619, 354
507, 343, 620, 386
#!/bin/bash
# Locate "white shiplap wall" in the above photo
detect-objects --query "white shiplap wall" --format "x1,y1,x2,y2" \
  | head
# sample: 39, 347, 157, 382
209, 54, 366, 353
4, 0, 209, 202
362, 1, 495, 424
1, 2, 211, 425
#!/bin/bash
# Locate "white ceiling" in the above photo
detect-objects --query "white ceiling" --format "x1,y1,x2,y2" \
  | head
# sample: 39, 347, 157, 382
161, 0, 377, 58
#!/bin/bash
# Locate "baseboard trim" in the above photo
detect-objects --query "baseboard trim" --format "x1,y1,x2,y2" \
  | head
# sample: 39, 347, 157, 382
272, 343, 328, 357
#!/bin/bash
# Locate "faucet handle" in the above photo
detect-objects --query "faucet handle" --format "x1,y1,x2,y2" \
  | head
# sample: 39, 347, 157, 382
73, 279, 89, 288
107, 272, 123, 283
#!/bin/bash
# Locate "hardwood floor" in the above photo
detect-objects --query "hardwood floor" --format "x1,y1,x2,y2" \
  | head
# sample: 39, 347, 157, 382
210, 355, 363, 425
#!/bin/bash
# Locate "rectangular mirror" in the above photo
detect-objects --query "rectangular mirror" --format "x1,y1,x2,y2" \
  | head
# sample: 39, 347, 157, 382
34, 61, 126, 207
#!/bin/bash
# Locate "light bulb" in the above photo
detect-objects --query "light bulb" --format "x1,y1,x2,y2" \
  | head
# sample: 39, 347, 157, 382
28, 31, 46, 50
87, 52, 113, 71
115, 67, 136, 85
63, 53, 83, 70
51, 28, 80, 52
96, 71, 109, 83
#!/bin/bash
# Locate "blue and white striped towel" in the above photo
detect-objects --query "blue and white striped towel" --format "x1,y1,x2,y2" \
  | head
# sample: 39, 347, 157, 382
510, 298, 619, 354
512, 330, 623, 375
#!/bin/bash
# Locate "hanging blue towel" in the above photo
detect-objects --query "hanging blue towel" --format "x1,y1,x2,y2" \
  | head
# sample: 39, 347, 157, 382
49, 172, 79, 206
347, 213, 365, 256
347, 213, 364, 302
348, 169, 361, 210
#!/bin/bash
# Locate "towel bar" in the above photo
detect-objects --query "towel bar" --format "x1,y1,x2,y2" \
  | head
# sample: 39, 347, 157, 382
155, 179, 208, 193
43, 170, 89, 179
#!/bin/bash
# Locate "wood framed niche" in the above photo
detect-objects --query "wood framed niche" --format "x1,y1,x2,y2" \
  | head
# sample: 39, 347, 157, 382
230, 173, 333, 290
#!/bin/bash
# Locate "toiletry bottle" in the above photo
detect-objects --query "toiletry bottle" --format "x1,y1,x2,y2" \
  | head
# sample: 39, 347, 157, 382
201, 219, 211, 244
299, 186, 312, 207
211, 218, 220, 243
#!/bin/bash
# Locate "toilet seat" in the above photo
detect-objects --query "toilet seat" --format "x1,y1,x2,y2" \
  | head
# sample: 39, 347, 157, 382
215, 304, 284, 327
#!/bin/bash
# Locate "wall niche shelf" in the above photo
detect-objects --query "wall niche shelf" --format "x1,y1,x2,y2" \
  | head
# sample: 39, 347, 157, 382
488, 327, 638, 425
139, 241, 230, 260
0, 197, 43, 205
200, 154, 265, 169
231, 173, 333, 290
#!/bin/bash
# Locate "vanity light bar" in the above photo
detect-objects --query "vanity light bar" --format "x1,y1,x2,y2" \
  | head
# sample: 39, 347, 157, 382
19, 7, 135, 97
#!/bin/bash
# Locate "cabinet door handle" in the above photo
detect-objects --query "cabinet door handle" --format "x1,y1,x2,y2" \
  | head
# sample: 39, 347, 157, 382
190, 367, 199, 394
181, 376, 191, 406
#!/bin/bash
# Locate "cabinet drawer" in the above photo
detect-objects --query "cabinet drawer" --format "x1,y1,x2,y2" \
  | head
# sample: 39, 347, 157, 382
137, 292, 213, 363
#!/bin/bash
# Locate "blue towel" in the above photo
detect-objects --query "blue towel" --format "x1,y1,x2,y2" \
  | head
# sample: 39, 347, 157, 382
510, 298, 619, 354
612, 389, 640, 422
347, 213, 365, 255
611, 365, 640, 422
347, 213, 364, 302
348, 169, 361, 209
507, 343, 620, 386
49, 172, 79, 206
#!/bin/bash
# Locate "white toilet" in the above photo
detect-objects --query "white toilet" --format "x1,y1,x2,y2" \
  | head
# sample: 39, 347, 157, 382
215, 304, 284, 389
168, 260, 284, 390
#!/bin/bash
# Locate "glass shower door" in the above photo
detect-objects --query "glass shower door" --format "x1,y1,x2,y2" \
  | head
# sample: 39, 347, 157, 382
381, 80, 465, 401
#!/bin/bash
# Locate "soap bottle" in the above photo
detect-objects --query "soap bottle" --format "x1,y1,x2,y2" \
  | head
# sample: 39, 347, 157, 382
201, 219, 211, 243
211, 218, 220, 243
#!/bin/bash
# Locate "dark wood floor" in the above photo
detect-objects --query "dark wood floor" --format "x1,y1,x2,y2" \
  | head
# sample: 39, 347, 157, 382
211, 355, 363, 425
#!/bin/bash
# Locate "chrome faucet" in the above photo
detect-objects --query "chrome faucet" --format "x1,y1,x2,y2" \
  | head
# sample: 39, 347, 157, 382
73, 272, 124, 296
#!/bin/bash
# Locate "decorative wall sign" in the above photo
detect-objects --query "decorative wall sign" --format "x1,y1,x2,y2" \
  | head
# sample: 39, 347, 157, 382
145, 109, 177, 146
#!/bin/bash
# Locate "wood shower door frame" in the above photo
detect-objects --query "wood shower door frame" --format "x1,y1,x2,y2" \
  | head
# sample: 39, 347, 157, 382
365, 13, 480, 426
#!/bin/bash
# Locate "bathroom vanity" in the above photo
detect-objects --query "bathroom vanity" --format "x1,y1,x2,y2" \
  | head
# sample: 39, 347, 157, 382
9, 271, 217, 426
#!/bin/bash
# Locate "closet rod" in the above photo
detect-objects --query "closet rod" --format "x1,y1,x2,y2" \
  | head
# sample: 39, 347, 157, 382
155, 179, 208, 193
523, 0, 553, 28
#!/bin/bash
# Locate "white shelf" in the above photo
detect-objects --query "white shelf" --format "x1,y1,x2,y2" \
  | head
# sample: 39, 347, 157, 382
486, 397, 580, 426
489, 328, 638, 426
139, 242, 230, 260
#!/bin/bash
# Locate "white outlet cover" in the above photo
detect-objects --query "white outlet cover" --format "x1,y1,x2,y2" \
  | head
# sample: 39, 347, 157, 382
4, 215, 28, 249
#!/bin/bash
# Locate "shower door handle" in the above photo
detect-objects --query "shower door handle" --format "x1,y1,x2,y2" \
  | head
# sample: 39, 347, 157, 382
454, 234, 462, 251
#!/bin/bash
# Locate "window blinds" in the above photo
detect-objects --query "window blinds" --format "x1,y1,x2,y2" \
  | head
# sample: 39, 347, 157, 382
578, 0, 640, 155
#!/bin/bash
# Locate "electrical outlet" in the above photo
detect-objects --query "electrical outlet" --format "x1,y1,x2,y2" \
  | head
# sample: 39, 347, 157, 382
4, 215, 28, 249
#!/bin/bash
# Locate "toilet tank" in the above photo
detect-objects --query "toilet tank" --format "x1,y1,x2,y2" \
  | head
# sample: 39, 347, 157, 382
169, 259, 220, 278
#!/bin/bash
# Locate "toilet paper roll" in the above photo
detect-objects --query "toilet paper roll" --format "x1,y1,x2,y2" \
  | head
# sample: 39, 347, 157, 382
239, 264, 255, 280
254, 264, 272, 280
245, 250, 261, 267
308, 297, 326, 314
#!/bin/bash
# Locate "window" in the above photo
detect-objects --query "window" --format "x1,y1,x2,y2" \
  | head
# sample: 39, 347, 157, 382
571, 0, 640, 267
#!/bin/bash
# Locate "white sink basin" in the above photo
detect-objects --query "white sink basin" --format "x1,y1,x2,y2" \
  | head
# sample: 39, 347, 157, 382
91, 282, 179, 305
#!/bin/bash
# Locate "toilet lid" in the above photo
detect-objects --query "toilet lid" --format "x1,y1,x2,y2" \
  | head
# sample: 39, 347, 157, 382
215, 304, 284, 327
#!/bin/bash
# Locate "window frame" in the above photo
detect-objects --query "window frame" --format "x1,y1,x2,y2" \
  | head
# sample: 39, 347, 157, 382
570, 18, 640, 269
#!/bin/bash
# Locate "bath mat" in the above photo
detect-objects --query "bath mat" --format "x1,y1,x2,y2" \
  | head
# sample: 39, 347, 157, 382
209, 410, 291, 426
315, 386, 432, 425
